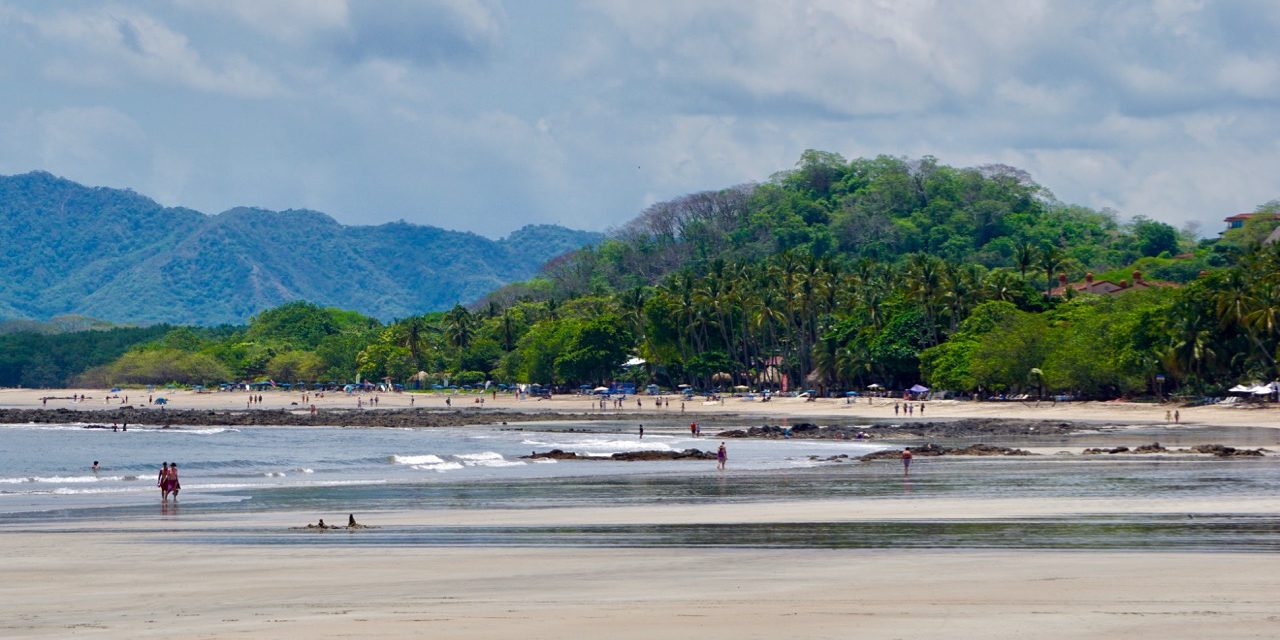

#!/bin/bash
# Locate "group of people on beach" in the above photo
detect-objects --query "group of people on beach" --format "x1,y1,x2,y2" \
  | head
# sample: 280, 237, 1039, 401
894, 402, 924, 416
157, 462, 181, 501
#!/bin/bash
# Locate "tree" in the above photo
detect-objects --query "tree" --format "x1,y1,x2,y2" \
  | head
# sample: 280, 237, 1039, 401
1130, 216, 1179, 257
265, 350, 325, 382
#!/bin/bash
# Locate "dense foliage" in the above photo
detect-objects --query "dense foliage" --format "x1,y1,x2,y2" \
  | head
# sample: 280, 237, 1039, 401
9, 153, 1279, 396
0, 171, 601, 325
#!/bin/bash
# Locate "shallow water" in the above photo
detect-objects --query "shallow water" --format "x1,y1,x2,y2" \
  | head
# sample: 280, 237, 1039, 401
4, 421, 1278, 551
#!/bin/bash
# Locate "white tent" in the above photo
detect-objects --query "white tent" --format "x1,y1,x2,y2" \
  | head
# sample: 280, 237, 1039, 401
1249, 382, 1280, 395
1228, 384, 1253, 393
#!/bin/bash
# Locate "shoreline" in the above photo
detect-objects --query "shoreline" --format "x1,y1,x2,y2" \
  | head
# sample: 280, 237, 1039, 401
4, 387, 1279, 430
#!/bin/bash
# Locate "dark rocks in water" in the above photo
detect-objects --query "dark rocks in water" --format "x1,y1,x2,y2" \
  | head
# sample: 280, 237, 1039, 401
1186, 444, 1266, 457
0, 407, 661, 429
523, 449, 581, 460
522, 448, 716, 461
297, 518, 340, 530
1082, 442, 1266, 457
858, 443, 1032, 461
719, 419, 1077, 440
1083, 446, 1132, 455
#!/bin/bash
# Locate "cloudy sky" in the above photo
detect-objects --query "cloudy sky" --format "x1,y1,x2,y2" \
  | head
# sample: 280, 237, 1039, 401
0, 1, 1276, 237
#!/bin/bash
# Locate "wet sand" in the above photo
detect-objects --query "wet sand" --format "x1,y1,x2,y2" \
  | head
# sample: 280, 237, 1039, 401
4, 388, 1279, 638
4, 503, 1279, 639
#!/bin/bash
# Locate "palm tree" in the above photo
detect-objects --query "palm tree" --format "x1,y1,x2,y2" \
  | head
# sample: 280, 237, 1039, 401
1037, 244, 1068, 299
1013, 240, 1037, 280
444, 304, 475, 351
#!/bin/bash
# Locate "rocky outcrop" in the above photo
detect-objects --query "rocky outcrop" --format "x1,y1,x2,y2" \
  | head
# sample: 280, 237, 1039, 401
13, 407, 656, 428
858, 443, 1033, 461
718, 419, 1077, 440
1082, 442, 1267, 457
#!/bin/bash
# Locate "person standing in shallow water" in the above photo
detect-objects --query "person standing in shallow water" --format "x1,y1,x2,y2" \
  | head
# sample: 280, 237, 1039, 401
902, 448, 913, 477
168, 464, 181, 500
717, 442, 727, 471
158, 462, 169, 501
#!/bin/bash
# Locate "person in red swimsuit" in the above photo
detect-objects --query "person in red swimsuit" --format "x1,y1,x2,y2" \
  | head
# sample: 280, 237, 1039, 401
167, 463, 181, 500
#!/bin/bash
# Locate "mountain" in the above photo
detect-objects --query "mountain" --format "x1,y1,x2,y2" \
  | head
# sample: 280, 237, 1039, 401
0, 172, 601, 325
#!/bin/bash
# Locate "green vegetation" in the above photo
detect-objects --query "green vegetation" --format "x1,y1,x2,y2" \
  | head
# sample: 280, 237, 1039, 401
6, 153, 1279, 397
0, 172, 601, 325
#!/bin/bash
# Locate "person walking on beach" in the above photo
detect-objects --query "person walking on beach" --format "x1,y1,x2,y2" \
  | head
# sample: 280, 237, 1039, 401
168, 464, 180, 500
894, 402, 899, 416
902, 448, 913, 477
158, 462, 169, 501
717, 442, 727, 471
1174, 410, 1180, 424
638, 424, 644, 439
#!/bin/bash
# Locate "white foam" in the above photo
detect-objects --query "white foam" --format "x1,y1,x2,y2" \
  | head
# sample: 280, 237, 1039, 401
0, 475, 122, 484
521, 438, 674, 454
411, 461, 464, 472
391, 454, 445, 465
50, 486, 148, 495
263, 471, 286, 477
182, 428, 239, 435
529, 458, 557, 464
454, 452, 526, 468
292, 468, 314, 474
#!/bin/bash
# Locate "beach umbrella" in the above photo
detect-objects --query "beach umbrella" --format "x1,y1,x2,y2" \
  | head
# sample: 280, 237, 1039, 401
593, 386, 610, 392
677, 384, 691, 388
908, 384, 930, 393
734, 385, 750, 390
867, 383, 883, 389
845, 391, 858, 396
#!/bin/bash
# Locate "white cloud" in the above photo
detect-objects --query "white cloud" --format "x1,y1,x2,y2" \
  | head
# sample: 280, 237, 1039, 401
1, 0, 1278, 236
23, 6, 281, 97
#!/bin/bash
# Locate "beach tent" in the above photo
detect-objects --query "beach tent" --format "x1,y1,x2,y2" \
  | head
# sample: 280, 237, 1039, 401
1228, 384, 1253, 393
908, 384, 930, 393
1250, 382, 1280, 395
867, 383, 883, 389
593, 386, 610, 392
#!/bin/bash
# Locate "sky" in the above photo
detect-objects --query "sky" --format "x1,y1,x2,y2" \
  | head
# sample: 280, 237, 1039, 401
0, 0, 1277, 238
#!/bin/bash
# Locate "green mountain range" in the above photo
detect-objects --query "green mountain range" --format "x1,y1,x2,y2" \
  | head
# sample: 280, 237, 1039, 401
0, 172, 601, 325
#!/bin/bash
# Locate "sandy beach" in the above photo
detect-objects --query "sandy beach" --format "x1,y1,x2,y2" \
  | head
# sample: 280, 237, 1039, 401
4, 388, 1279, 638
5, 387, 1280, 429
4, 501, 1280, 639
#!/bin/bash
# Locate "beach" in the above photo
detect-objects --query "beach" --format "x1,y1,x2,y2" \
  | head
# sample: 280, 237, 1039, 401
2, 389, 1279, 638
5, 504, 1280, 639
5, 387, 1280, 428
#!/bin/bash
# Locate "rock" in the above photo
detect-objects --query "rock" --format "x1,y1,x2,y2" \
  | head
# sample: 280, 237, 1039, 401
1185, 444, 1266, 457
1083, 446, 1131, 455
523, 449, 581, 460
858, 442, 1032, 461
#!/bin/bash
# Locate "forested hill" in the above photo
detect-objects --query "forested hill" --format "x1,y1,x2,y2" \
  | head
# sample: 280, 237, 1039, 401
0, 172, 601, 325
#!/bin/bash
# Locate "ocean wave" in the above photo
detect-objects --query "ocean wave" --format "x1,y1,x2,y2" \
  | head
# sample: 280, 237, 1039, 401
292, 468, 314, 474
529, 458, 557, 464
521, 438, 674, 454
391, 454, 445, 465
50, 486, 150, 495
411, 461, 465, 472
263, 471, 286, 477
0, 475, 123, 484
454, 452, 525, 468
179, 427, 240, 435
